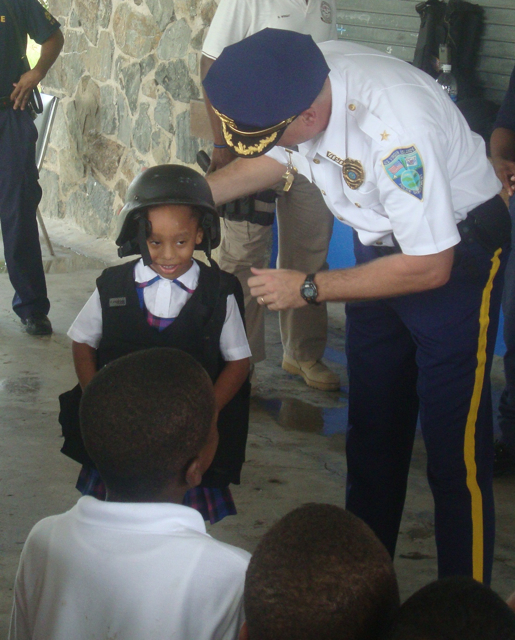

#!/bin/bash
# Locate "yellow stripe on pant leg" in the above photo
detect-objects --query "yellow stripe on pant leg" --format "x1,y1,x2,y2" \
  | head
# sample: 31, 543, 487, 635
464, 248, 502, 582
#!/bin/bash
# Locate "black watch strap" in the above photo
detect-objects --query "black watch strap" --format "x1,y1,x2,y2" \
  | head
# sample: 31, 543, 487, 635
300, 273, 320, 305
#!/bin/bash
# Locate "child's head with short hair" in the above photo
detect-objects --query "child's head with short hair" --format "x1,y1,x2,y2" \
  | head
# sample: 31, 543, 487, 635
79, 347, 218, 502
116, 164, 221, 265
385, 576, 515, 640
241, 503, 399, 640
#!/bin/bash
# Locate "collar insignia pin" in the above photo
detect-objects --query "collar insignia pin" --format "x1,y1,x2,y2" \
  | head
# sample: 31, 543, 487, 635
381, 130, 390, 141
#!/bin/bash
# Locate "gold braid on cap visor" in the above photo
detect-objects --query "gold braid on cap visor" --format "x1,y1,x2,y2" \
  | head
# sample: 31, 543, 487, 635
213, 107, 297, 156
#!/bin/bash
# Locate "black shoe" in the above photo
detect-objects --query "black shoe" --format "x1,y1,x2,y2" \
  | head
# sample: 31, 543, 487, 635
493, 440, 515, 477
21, 313, 53, 336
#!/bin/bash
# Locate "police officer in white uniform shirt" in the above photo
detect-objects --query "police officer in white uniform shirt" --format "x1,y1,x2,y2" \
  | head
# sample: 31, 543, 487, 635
201, 0, 340, 391
203, 29, 511, 583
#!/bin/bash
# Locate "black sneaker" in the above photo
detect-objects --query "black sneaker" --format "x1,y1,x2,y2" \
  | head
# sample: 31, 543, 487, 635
493, 441, 515, 477
21, 312, 53, 336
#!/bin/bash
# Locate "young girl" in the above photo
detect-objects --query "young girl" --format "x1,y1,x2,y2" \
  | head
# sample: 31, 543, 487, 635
59, 165, 251, 523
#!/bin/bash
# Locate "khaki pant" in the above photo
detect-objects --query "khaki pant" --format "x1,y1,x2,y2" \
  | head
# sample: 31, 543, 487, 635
219, 173, 334, 364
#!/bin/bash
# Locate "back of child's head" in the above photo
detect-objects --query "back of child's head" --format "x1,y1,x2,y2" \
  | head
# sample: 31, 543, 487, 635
79, 347, 216, 500
244, 503, 400, 640
385, 577, 515, 640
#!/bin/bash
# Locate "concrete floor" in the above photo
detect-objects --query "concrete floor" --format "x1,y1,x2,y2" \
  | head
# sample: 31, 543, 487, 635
0, 219, 514, 635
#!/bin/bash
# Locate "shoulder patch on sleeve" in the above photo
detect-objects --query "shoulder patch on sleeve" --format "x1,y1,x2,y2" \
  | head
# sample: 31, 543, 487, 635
382, 145, 424, 201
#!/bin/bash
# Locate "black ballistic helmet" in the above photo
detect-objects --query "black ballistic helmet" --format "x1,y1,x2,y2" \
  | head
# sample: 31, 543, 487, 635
116, 164, 221, 263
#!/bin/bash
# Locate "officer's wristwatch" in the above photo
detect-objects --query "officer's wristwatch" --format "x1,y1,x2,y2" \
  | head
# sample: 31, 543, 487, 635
300, 273, 320, 305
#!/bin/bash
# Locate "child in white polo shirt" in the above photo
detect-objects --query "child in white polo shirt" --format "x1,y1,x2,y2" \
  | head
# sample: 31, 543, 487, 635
11, 348, 251, 640
59, 165, 251, 523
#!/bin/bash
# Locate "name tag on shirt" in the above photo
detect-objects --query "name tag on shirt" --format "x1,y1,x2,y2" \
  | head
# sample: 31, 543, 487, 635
109, 297, 126, 307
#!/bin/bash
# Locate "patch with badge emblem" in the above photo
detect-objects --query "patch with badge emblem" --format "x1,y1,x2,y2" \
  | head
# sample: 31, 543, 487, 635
382, 146, 424, 200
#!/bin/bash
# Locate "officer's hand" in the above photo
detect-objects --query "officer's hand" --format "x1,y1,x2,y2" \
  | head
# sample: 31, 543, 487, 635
11, 69, 43, 110
249, 267, 308, 311
207, 146, 236, 174
491, 156, 515, 196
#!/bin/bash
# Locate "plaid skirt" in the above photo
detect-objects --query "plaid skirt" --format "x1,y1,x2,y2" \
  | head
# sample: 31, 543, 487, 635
76, 465, 237, 525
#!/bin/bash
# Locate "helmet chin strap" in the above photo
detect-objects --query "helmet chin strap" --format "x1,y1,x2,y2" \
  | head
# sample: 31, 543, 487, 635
138, 216, 153, 266
205, 232, 212, 260
202, 214, 213, 260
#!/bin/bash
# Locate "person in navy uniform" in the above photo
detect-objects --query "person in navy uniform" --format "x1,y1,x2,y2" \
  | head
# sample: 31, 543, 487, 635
490, 64, 515, 477
203, 29, 511, 583
0, 0, 63, 335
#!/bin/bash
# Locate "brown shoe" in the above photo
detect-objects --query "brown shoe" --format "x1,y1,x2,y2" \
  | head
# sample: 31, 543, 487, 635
282, 355, 340, 391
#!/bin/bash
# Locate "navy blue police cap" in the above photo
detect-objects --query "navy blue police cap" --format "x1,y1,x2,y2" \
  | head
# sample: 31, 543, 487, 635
203, 28, 330, 158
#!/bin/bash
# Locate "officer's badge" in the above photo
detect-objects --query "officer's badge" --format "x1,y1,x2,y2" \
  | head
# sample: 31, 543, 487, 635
382, 146, 424, 200
342, 159, 365, 190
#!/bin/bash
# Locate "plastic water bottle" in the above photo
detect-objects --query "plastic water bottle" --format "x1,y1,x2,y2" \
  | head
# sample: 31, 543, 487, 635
436, 64, 458, 103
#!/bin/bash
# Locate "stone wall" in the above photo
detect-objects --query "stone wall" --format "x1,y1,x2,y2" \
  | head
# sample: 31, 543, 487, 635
41, 0, 216, 239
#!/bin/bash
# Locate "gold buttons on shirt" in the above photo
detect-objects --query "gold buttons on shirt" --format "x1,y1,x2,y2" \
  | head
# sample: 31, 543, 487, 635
354, 203, 361, 208
321, 190, 326, 195
348, 103, 356, 111
313, 159, 320, 164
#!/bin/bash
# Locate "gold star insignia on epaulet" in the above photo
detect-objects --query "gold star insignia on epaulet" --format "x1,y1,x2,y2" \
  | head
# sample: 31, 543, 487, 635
380, 131, 390, 141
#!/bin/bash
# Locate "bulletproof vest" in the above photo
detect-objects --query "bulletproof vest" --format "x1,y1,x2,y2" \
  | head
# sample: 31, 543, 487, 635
60, 259, 250, 488
97, 259, 227, 379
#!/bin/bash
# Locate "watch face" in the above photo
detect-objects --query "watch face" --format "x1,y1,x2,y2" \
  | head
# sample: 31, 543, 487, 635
302, 282, 317, 299
301, 275, 319, 304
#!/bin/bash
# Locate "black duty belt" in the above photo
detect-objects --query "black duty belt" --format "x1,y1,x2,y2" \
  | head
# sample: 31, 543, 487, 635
457, 194, 511, 253
373, 194, 511, 258
219, 189, 277, 227
0, 95, 13, 110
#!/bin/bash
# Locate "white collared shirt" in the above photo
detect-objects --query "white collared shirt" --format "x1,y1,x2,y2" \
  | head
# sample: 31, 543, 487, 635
9, 497, 250, 640
202, 0, 337, 60
68, 260, 251, 361
267, 40, 501, 256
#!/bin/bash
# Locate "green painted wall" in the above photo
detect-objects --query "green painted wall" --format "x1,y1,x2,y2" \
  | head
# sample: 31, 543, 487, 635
336, 0, 515, 104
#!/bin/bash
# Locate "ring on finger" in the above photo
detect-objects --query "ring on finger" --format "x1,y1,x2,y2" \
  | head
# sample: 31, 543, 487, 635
259, 296, 265, 305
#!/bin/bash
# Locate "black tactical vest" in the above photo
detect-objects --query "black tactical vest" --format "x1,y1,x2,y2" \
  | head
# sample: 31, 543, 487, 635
60, 259, 250, 488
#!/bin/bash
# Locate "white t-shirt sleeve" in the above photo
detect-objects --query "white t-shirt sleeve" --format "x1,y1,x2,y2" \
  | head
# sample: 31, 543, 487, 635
202, 0, 254, 59
9, 520, 55, 640
67, 289, 103, 349
220, 294, 251, 361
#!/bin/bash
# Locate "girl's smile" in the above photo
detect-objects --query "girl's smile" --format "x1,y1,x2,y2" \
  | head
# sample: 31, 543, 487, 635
146, 204, 204, 280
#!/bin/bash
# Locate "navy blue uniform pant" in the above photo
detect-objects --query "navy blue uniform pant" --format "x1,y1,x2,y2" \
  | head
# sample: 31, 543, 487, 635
345, 218, 508, 583
0, 108, 49, 320
498, 193, 515, 451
